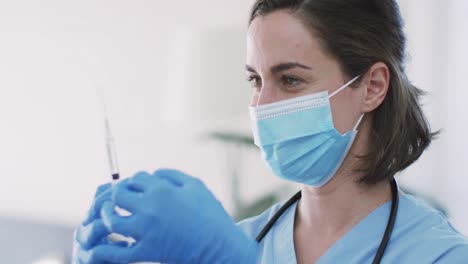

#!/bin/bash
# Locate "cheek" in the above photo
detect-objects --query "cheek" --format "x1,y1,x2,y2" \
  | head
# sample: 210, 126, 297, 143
329, 92, 362, 134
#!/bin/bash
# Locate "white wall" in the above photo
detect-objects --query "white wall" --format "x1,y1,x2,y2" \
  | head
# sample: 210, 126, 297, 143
397, 0, 468, 234
0, 0, 466, 237
0, 0, 255, 226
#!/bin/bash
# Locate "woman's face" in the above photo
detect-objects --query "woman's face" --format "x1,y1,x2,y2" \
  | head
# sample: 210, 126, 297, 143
246, 10, 365, 134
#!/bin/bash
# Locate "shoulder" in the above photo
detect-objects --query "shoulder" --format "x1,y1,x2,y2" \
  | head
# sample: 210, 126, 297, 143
434, 244, 468, 263
398, 194, 467, 241
388, 193, 468, 262
236, 203, 283, 240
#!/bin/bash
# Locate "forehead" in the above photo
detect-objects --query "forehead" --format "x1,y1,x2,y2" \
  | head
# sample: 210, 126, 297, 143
247, 10, 323, 67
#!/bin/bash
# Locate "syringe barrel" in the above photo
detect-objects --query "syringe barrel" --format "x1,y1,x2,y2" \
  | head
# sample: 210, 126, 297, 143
106, 137, 120, 181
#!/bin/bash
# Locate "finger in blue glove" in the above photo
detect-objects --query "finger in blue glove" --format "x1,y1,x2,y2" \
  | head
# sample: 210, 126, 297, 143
72, 182, 114, 264
84, 183, 112, 225
75, 183, 112, 249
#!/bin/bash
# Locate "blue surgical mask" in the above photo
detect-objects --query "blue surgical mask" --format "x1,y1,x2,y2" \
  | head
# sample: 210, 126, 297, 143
249, 76, 364, 187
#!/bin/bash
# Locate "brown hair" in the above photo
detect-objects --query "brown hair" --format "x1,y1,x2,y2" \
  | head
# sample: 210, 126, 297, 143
249, 0, 437, 184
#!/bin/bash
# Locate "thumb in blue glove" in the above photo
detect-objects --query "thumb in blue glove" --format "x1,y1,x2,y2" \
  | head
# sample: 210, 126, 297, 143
88, 169, 259, 264
72, 183, 113, 264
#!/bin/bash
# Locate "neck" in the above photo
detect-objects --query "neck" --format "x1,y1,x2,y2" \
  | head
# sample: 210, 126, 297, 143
296, 170, 392, 238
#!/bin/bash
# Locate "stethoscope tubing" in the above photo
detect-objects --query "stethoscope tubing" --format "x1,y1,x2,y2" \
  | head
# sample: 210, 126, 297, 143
255, 179, 399, 264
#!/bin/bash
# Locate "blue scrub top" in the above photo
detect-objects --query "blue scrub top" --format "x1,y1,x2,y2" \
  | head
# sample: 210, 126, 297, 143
237, 192, 468, 263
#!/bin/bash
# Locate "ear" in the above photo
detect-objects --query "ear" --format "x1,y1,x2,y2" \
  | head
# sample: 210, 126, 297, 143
360, 62, 390, 113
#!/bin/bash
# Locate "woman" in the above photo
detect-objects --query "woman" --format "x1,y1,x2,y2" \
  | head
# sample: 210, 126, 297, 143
74, 0, 468, 263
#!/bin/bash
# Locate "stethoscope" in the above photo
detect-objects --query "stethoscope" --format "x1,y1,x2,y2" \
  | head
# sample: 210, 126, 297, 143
255, 179, 399, 264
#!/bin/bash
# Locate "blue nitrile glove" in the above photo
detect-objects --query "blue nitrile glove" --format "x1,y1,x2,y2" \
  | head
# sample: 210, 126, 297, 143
88, 169, 259, 264
72, 183, 113, 264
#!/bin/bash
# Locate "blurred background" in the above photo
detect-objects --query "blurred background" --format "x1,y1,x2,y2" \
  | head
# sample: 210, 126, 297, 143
0, 0, 467, 263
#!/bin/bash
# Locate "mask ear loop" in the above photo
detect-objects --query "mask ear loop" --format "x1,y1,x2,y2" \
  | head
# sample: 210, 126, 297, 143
353, 113, 365, 131
328, 75, 361, 98
327, 75, 365, 131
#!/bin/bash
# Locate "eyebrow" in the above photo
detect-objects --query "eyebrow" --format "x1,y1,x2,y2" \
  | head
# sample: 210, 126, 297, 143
245, 62, 312, 74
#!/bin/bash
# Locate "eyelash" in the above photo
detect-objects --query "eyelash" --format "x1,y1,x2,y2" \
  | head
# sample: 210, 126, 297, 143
246, 75, 304, 91
281, 76, 303, 87
246, 75, 261, 90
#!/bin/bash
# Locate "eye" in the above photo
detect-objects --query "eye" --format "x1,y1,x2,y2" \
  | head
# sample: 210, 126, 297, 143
246, 75, 262, 91
282, 76, 302, 87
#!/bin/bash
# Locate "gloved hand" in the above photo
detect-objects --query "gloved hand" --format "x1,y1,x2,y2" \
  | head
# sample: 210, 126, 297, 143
87, 169, 259, 264
72, 182, 113, 264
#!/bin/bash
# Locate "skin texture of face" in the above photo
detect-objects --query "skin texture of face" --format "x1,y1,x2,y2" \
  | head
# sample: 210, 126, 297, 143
246, 10, 365, 135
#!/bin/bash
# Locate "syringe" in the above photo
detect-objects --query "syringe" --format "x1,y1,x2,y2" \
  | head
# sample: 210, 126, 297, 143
105, 117, 120, 182
99, 90, 134, 245
100, 92, 162, 263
